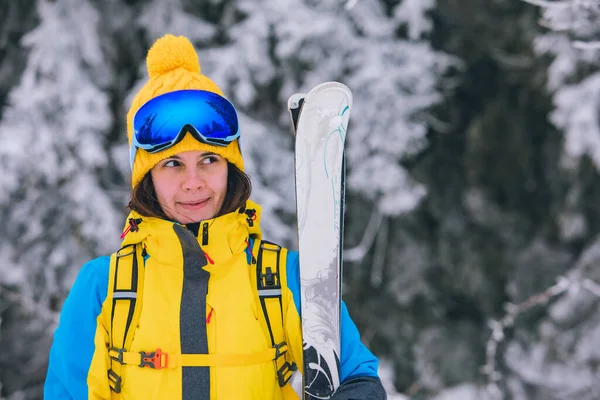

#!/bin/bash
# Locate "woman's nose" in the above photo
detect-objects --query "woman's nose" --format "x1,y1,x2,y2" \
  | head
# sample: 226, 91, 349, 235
182, 168, 204, 190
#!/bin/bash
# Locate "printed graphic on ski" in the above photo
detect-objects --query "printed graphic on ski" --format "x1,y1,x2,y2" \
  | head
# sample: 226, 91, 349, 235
291, 82, 353, 399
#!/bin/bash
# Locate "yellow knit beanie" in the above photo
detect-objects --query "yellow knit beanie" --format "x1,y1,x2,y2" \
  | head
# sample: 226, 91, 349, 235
127, 34, 244, 188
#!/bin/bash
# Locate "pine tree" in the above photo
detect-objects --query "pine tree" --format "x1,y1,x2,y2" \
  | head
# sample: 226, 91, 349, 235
0, 0, 122, 396
493, 1, 600, 399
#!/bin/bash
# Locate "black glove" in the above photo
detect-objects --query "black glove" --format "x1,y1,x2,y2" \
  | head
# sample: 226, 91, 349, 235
330, 376, 387, 400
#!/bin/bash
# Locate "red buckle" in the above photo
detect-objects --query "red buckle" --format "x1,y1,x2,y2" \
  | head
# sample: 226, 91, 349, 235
140, 348, 168, 369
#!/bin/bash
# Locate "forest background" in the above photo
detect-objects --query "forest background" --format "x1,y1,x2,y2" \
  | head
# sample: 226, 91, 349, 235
2, 0, 600, 399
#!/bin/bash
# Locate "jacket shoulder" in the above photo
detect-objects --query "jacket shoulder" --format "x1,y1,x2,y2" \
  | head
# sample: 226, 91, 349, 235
62, 255, 111, 323
75, 255, 111, 300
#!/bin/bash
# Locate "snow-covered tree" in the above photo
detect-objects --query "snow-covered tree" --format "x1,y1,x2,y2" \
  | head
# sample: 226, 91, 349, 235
525, 0, 600, 171
474, 2, 600, 399
215, 0, 451, 218
523, 0, 600, 47
0, 0, 123, 395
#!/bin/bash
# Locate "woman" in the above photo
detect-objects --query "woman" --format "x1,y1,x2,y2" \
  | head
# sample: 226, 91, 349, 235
44, 34, 386, 400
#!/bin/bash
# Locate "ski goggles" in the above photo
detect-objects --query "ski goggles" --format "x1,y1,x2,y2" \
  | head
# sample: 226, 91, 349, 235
130, 89, 240, 169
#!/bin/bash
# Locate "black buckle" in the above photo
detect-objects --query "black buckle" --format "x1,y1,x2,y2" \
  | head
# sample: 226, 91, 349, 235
277, 361, 297, 387
274, 341, 288, 360
108, 369, 122, 393
109, 347, 125, 364
261, 267, 277, 287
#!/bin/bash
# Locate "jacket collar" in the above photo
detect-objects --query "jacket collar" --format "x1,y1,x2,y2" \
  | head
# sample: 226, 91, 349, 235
119, 200, 263, 266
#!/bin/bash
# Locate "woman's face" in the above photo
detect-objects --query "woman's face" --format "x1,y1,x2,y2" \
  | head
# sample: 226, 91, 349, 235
151, 151, 228, 224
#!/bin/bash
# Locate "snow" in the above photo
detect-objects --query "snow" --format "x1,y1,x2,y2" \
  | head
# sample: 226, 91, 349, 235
552, 73, 600, 170
431, 384, 483, 400
379, 360, 410, 399
139, 0, 217, 43
532, 1, 600, 172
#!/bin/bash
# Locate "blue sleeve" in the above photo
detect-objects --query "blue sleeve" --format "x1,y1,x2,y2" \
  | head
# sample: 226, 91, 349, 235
286, 251, 380, 381
44, 256, 110, 400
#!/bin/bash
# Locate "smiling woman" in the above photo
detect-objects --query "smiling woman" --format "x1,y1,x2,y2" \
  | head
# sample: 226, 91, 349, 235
43, 33, 385, 400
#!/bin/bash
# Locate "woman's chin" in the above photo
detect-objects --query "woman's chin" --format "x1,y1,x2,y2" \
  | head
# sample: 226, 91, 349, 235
172, 201, 216, 223
174, 210, 216, 224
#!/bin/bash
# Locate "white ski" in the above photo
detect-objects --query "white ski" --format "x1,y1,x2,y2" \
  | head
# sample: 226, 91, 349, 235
291, 82, 353, 399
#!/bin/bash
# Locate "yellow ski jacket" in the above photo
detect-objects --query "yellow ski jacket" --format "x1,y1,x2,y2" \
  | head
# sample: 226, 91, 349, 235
44, 200, 382, 399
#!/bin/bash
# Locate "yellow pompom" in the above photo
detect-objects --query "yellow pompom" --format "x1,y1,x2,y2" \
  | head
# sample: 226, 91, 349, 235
146, 34, 201, 78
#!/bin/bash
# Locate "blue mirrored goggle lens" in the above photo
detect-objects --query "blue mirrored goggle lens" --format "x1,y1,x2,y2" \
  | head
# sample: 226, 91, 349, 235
133, 90, 239, 151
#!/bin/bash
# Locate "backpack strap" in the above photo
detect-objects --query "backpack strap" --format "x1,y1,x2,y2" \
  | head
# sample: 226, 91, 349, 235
251, 239, 297, 387
105, 239, 296, 392
106, 244, 145, 395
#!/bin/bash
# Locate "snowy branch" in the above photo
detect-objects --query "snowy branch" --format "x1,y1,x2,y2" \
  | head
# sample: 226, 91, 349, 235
2, 288, 59, 325
522, 0, 600, 49
582, 278, 600, 296
405, 364, 437, 398
482, 275, 600, 398
344, 0, 359, 10
423, 113, 455, 134
538, 18, 571, 32
488, 47, 534, 69
370, 215, 389, 287
521, 0, 570, 8
344, 207, 383, 262
572, 40, 600, 49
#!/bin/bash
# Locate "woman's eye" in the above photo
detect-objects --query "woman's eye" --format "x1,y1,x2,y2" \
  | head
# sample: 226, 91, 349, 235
164, 160, 180, 167
202, 156, 219, 164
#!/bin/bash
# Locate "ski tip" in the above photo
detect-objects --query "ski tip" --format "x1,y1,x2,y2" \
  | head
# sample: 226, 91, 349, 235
287, 82, 352, 138
288, 92, 307, 111
305, 82, 353, 105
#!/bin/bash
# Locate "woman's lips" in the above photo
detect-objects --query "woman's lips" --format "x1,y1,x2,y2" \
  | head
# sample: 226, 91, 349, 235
178, 198, 210, 210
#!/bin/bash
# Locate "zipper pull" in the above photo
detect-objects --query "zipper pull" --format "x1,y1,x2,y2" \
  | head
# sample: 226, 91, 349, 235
204, 251, 214, 265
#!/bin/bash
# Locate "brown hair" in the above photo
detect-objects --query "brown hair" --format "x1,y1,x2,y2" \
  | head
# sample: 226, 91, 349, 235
128, 162, 252, 220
